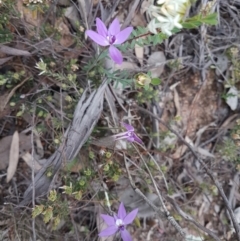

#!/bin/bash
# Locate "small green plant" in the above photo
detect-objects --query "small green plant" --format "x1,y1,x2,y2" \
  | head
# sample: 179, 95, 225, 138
0, 0, 15, 43
217, 119, 240, 164
136, 85, 158, 104
0, 70, 26, 87
218, 138, 239, 162
32, 189, 69, 230
134, 72, 161, 90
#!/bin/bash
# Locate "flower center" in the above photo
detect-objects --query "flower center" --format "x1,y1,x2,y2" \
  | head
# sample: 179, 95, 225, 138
107, 35, 116, 45
116, 219, 125, 231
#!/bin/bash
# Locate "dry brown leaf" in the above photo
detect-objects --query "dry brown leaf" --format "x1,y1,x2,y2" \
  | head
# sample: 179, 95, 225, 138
131, 12, 147, 27
0, 135, 13, 170
171, 136, 193, 159
0, 133, 32, 170
56, 18, 75, 48
7, 131, 19, 183
115, 61, 138, 70
171, 144, 188, 159
135, 37, 145, 66
147, 51, 166, 78
0, 45, 31, 56
21, 152, 42, 172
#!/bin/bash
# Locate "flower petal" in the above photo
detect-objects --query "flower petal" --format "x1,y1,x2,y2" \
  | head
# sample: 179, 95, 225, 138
114, 27, 133, 44
109, 45, 123, 64
96, 18, 108, 37
114, 131, 129, 138
98, 226, 118, 237
120, 229, 132, 241
147, 19, 159, 34
123, 208, 138, 225
101, 214, 115, 226
86, 30, 109, 46
157, 0, 166, 4
118, 202, 127, 220
132, 133, 143, 144
126, 136, 134, 142
121, 122, 134, 132
108, 18, 121, 36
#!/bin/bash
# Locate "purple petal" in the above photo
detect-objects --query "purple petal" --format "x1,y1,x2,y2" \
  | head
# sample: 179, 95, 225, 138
96, 18, 108, 37
120, 229, 132, 241
118, 202, 127, 220
101, 214, 115, 226
86, 30, 109, 46
121, 122, 134, 132
132, 133, 143, 144
99, 226, 118, 237
109, 45, 123, 64
126, 136, 135, 142
115, 131, 129, 137
123, 208, 138, 225
108, 18, 121, 36
114, 27, 133, 44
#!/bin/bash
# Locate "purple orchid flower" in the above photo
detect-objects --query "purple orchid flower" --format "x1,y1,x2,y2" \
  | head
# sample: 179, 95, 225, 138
99, 202, 138, 241
86, 18, 133, 64
114, 122, 143, 144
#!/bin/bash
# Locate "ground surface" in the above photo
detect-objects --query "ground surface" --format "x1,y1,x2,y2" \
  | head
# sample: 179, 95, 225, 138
0, 0, 240, 241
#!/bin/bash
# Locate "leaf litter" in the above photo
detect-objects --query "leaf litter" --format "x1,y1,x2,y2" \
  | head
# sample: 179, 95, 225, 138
0, 0, 240, 241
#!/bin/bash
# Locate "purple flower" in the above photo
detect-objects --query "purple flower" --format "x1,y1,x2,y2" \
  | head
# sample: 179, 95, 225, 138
86, 18, 133, 64
114, 122, 143, 144
99, 202, 138, 241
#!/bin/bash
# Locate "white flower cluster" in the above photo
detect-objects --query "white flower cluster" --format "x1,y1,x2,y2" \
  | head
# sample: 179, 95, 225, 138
147, 0, 189, 36
25, 0, 43, 4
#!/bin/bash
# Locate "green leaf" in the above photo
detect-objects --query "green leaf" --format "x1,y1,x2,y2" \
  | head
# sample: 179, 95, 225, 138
201, 13, 218, 25
144, 84, 150, 90
151, 78, 161, 86
132, 30, 138, 37
182, 20, 202, 29
153, 34, 164, 46
97, 50, 109, 61
130, 39, 136, 48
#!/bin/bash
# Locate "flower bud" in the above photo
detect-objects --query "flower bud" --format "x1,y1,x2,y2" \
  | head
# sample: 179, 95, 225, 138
135, 73, 151, 86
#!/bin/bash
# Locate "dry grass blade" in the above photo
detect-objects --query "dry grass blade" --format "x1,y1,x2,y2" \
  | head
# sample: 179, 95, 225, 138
0, 45, 31, 56
77, 0, 90, 30
7, 131, 19, 183
0, 135, 13, 170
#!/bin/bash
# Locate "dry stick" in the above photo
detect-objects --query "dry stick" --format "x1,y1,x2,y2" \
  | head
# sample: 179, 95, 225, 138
105, 0, 122, 25
166, 196, 221, 241
131, 144, 186, 237
134, 104, 240, 240
122, 0, 140, 29
31, 103, 37, 241
138, 143, 168, 190
123, 153, 163, 213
